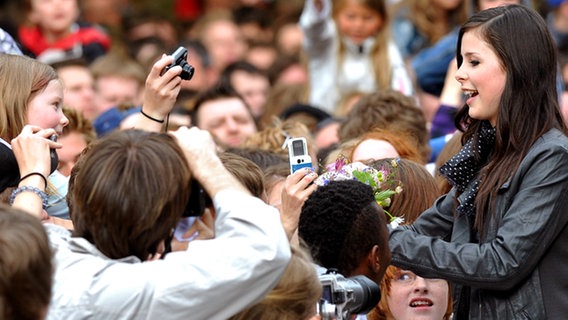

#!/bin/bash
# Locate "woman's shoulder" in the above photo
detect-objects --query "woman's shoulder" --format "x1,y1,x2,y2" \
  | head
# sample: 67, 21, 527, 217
524, 128, 568, 162
538, 128, 568, 148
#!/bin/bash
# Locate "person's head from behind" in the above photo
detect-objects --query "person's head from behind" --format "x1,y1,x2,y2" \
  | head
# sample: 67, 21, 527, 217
192, 85, 257, 149
69, 129, 191, 261
332, 0, 387, 45
339, 90, 430, 164
225, 147, 288, 171
57, 107, 96, 177
350, 129, 425, 164
0, 204, 52, 320
0, 54, 69, 141
228, 244, 322, 320
218, 151, 267, 201
298, 179, 391, 284
23, 0, 79, 34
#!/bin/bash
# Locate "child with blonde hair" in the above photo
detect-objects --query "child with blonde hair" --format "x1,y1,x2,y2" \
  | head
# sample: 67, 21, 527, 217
300, 0, 413, 113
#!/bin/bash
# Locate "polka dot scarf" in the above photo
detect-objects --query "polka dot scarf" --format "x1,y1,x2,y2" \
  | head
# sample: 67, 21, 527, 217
439, 121, 496, 216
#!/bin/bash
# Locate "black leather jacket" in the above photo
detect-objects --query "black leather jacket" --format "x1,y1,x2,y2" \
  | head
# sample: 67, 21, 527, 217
389, 129, 568, 319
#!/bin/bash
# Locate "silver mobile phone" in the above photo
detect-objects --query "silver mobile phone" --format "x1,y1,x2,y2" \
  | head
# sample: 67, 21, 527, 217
287, 137, 313, 174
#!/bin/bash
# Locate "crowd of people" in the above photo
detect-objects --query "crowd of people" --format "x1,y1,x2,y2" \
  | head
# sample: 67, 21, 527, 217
1, 0, 568, 319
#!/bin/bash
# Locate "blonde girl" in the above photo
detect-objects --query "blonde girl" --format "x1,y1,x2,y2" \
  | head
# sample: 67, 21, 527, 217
300, 0, 413, 113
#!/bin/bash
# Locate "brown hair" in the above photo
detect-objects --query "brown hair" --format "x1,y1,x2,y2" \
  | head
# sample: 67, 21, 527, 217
339, 90, 430, 163
219, 151, 266, 199
0, 54, 59, 141
367, 158, 441, 223
0, 204, 53, 320
70, 129, 191, 261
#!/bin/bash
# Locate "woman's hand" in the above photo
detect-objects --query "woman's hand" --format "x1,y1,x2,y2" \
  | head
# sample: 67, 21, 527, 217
11, 125, 61, 181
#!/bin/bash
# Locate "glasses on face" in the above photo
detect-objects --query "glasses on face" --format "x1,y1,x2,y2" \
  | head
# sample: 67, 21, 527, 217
393, 270, 446, 286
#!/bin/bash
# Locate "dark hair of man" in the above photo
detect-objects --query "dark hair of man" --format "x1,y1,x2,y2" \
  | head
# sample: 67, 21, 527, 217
191, 84, 252, 127
0, 204, 52, 320
70, 129, 191, 261
219, 151, 266, 198
298, 180, 389, 277
454, 5, 568, 232
338, 90, 430, 163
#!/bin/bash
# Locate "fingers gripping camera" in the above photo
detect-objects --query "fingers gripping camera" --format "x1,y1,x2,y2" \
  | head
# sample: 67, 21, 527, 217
317, 269, 381, 320
162, 46, 195, 80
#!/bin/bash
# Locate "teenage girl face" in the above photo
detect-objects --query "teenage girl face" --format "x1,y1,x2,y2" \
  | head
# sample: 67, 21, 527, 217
335, 0, 384, 45
26, 79, 69, 135
455, 30, 506, 126
386, 269, 449, 320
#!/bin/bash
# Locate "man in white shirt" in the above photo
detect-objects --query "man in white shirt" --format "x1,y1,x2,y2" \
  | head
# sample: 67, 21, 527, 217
45, 127, 291, 319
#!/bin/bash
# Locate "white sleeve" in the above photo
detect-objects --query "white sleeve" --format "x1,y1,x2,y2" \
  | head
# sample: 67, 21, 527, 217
152, 190, 291, 319
299, 0, 335, 54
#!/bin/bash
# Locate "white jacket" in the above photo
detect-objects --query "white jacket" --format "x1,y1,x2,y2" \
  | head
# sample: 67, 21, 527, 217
46, 190, 291, 320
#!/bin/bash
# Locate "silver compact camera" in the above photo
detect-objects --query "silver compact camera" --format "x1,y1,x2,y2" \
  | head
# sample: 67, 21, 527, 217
317, 269, 380, 320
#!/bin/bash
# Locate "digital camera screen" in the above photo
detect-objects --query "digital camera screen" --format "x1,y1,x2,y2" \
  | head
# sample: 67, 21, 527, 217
292, 140, 305, 156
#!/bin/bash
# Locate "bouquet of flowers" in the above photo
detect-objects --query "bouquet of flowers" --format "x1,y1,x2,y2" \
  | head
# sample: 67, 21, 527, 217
315, 158, 404, 228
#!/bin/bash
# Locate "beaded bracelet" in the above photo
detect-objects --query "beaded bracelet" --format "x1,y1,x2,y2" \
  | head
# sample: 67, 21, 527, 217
9, 186, 49, 210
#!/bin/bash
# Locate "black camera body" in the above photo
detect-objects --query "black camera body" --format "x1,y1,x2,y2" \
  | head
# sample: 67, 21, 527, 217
182, 178, 211, 217
317, 269, 381, 320
50, 134, 58, 174
163, 46, 195, 80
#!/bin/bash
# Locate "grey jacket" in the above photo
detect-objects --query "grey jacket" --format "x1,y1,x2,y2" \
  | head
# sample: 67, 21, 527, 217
389, 128, 568, 319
